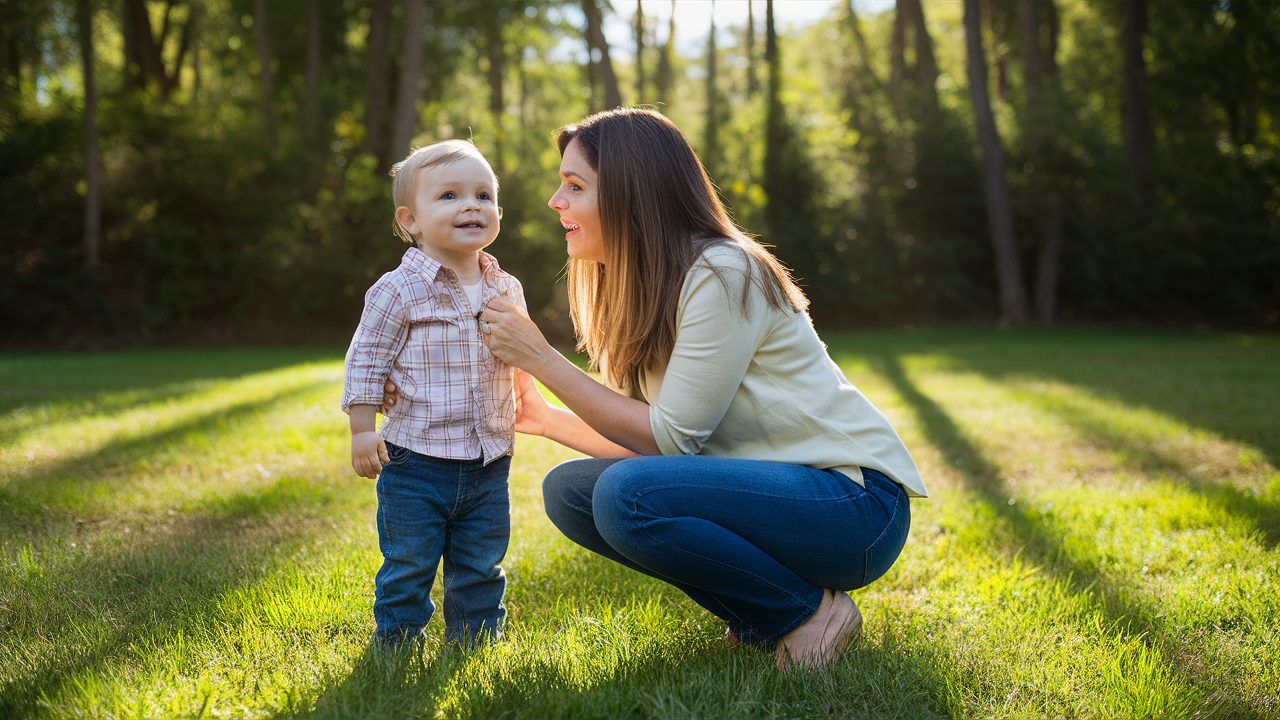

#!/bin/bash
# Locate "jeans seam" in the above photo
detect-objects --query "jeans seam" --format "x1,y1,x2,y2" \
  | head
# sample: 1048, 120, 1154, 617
862, 490, 906, 586
631, 482, 857, 504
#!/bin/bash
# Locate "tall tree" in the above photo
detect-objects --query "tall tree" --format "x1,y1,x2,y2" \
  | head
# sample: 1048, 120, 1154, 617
483, 9, 506, 173
303, 0, 321, 134
634, 0, 645, 103
254, 0, 274, 142
1122, 0, 1150, 204
703, 4, 719, 177
964, 0, 1028, 325
391, 0, 425, 159
746, 0, 757, 97
189, 0, 202, 100
364, 0, 391, 164
654, 0, 674, 110
123, 0, 192, 101
581, 0, 621, 109
1021, 0, 1064, 325
907, 0, 938, 111
78, 0, 100, 270
889, 0, 938, 111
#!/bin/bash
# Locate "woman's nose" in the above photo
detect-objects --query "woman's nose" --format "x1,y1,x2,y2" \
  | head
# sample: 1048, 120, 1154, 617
548, 189, 566, 211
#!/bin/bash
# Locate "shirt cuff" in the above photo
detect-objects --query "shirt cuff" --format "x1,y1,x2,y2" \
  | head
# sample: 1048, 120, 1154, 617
650, 403, 703, 457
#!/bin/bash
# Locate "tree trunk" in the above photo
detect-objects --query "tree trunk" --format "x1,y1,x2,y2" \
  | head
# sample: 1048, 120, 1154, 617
634, 0, 645, 103
906, 0, 937, 110
765, 0, 775, 64
363, 0, 390, 164
746, 0, 757, 96
703, 4, 718, 177
986, 0, 1009, 103
485, 17, 505, 174
1122, 0, 1149, 204
1034, 192, 1062, 325
964, 0, 1028, 326
124, 0, 167, 95
190, 1, 202, 101
890, 0, 905, 92
581, 0, 621, 109
1020, 0, 1041, 107
390, 0, 424, 159
122, 0, 143, 91
254, 0, 274, 143
654, 0, 674, 109
78, 0, 101, 271
304, 0, 320, 133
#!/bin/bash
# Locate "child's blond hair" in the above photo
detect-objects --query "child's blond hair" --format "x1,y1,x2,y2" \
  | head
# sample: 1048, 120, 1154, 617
389, 140, 499, 244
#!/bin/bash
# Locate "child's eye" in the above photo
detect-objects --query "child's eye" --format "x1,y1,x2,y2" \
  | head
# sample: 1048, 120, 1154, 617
441, 191, 456, 200
478, 192, 491, 201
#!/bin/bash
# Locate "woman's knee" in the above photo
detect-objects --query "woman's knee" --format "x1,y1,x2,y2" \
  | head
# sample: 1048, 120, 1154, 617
592, 460, 653, 545
542, 458, 621, 537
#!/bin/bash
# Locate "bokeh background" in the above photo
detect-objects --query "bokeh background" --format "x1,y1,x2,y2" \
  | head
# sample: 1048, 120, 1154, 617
2, 0, 1278, 348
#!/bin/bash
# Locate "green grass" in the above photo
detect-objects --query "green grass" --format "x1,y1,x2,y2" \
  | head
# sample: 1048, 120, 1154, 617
1, 331, 1277, 718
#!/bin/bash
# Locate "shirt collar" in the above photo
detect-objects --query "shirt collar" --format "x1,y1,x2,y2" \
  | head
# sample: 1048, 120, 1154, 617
402, 246, 503, 283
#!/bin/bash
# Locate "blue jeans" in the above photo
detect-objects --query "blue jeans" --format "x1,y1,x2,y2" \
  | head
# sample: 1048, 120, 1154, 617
374, 443, 511, 646
542, 456, 910, 645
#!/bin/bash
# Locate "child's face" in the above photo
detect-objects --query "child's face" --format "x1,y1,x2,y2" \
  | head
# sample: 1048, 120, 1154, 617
398, 156, 500, 264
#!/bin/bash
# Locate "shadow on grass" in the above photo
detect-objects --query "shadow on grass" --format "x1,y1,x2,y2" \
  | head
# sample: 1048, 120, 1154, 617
0, 475, 353, 718
828, 330, 1280, 473
867, 352, 1254, 717
0, 348, 342, 446
1006, 384, 1280, 548
0, 377, 336, 532
298, 545, 955, 720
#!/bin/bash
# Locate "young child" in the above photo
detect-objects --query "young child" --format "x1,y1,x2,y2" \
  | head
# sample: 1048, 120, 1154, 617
341, 139, 526, 647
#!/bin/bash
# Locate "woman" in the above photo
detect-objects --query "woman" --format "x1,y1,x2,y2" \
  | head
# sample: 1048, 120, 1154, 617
481, 108, 926, 670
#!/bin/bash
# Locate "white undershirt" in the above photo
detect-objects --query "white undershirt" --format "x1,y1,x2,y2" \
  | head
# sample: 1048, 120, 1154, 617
462, 279, 483, 314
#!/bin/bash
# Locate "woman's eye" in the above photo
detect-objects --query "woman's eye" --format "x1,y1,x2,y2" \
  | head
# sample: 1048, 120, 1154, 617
441, 191, 456, 200
570, 184, 582, 192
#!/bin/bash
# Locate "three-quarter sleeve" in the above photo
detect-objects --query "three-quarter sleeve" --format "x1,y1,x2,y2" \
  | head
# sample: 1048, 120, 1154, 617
341, 278, 410, 413
649, 254, 772, 456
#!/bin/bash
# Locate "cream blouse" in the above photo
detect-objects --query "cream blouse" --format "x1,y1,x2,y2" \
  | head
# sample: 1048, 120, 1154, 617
633, 243, 928, 498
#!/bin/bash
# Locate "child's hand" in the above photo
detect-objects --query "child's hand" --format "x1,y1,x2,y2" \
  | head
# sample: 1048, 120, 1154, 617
513, 368, 551, 437
352, 431, 390, 479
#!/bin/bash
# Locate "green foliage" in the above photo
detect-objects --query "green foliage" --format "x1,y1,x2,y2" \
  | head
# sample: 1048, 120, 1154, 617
1, 0, 1279, 344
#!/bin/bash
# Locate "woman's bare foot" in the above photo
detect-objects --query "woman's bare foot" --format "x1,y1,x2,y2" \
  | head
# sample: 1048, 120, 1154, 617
774, 589, 862, 671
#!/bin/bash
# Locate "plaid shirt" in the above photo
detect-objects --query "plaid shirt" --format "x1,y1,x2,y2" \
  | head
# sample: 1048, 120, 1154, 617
341, 247, 526, 465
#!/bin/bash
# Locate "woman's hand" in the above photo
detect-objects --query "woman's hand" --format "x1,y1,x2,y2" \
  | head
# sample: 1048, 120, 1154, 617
512, 368, 552, 437
381, 379, 399, 414
481, 298, 554, 373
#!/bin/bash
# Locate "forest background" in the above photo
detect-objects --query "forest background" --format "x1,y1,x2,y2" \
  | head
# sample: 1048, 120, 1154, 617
2, 0, 1278, 349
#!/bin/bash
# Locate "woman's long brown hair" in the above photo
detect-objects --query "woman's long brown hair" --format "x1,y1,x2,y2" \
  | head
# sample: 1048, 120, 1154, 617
557, 108, 808, 394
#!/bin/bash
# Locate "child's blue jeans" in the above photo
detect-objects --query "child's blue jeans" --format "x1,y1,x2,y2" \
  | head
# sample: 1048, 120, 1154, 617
373, 443, 511, 646
542, 456, 910, 646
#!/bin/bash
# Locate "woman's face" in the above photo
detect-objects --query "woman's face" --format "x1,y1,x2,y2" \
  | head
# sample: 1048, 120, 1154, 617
548, 138, 605, 264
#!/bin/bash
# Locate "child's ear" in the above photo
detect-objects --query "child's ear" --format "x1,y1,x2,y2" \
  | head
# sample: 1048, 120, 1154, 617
394, 206, 418, 236
497, 207, 503, 220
